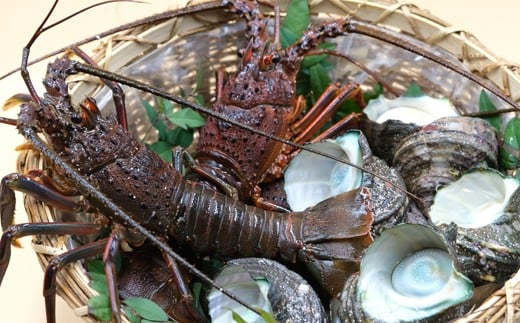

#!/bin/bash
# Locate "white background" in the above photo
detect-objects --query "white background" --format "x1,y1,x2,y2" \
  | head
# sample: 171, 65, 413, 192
1, 1, 519, 322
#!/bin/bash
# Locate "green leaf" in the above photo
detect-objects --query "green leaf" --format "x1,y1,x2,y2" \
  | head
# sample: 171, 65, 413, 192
280, 0, 309, 48
88, 294, 112, 322
231, 311, 248, 323
257, 307, 277, 323
504, 118, 520, 149
479, 90, 501, 131
89, 272, 109, 295
87, 259, 105, 275
167, 127, 194, 148
167, 108, 206, 130
124, 306, 141, 323
403, 82, 424, 97
309, 64, 332, 102
148, 141, 173, 163
123, 297, 168, 322
161, 98, 174, 115
143, 99, 168, 140
500, 147, 519, 169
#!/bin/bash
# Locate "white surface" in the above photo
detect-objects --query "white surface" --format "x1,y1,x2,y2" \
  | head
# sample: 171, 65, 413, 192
0, 1, 519, 322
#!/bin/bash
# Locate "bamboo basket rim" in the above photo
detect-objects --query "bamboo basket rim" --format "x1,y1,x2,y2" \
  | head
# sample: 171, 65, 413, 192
19, 0, 519, 322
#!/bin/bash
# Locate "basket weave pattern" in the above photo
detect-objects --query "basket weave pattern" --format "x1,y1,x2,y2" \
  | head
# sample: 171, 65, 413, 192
17, 0, 519, 321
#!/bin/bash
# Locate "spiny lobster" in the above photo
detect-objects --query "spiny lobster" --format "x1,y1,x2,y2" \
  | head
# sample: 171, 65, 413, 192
0, 1, 376, 322
0, 0, 518, 322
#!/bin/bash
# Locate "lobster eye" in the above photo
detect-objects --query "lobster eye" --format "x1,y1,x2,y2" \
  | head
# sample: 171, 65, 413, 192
70, 113, 83, 124
271, 54, 280, 63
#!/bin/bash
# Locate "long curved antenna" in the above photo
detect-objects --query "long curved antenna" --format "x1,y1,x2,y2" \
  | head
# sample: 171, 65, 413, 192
345, 19, 519, 111
20, 0, 141, 105
0, 0, 227, 81
72, 60, 419, 201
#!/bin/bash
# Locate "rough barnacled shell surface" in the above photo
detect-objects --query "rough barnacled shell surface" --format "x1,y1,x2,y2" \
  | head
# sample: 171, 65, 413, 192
430, 168, 520, 283
332, 224, 473, 322
393, 116, 498, 210
209, 258, 326, 323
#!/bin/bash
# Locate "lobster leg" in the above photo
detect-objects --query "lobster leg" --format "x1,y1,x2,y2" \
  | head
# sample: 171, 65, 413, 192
0, 222, 101, 284
43, 238, 109, 323
291, 82, 364, 145
161, 252, 208, 322
1, 172, 89, 232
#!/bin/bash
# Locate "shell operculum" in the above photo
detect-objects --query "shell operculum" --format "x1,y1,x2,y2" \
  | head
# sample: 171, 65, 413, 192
429, 168, 520, 283
430, 168, 519, 228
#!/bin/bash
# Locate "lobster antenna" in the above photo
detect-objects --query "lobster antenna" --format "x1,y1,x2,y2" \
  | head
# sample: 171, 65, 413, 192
73, 61, 420, 201
0, 0, 226, 81
4, 1, 519, 112
20, 0, 141, 105
344, 19, 520, 112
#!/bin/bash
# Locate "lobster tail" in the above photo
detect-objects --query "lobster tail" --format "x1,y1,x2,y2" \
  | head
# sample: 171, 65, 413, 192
299, 186, 374, 296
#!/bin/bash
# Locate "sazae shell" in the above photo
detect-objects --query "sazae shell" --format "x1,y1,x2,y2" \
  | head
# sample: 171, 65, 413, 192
393, 116, 498, 210
284, 130, 408, 233
208, 258, 326, 323
430, 168, 520, 284
332, 224, 473, 322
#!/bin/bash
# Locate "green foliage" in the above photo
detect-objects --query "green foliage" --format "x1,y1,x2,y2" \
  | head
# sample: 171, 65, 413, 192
504, 118, 520, 149
280, 0, 309, 47
123, 298, 168, 323
86, 259, 171, 323
231, 307, 277, 323
403, 82, 424, 97
143, 92, 205, 163
478, 90, 520, 170
281, 0, 336, 105
479, 90, 501, 131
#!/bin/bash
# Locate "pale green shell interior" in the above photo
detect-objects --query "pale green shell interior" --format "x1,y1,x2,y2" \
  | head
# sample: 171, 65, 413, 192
284, 131, 362, 211
356, 224, 473, 322
364, 95, 459, 125
430, 169, 519, 228
208, 265, 272, 323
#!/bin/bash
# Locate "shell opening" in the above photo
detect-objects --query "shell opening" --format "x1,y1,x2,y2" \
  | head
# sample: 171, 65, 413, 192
284, 131, 362, 211
356, 224, 473, 322
430, 169, 520, 228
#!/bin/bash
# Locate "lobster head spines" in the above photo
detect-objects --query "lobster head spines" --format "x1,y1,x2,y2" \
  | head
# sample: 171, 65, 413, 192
63, 115, 141, 174
221, 61, 297, 108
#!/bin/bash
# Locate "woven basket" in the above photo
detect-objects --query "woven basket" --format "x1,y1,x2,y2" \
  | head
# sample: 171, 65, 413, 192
17, 0, 519, 321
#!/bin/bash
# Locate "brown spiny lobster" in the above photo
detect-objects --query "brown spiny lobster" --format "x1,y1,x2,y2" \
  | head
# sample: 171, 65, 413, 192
189, 0, 366, 211
0, 2, 377, 322
1, 1, 518, 323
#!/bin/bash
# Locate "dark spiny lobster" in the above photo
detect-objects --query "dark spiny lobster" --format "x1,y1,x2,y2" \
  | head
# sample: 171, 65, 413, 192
1, 1, 518, 322
0, 2, 376, 322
